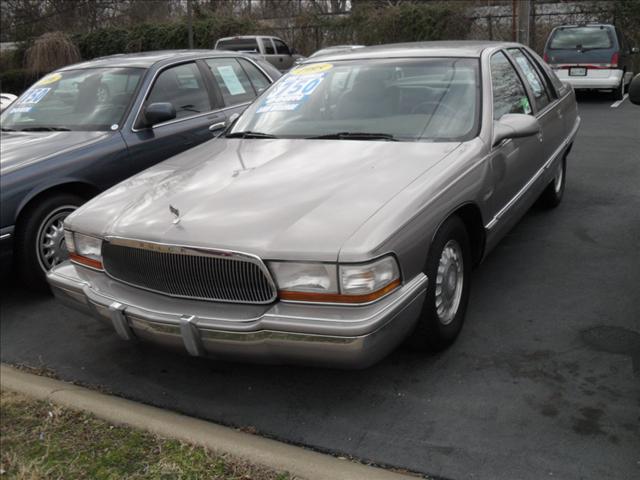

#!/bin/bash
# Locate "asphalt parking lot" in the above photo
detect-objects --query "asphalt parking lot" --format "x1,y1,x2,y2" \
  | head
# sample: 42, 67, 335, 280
1, 92, 639, 480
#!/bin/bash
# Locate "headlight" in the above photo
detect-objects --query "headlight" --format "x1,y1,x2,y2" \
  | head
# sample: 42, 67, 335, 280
65, 231, 103, 270
270, 256, 400, 304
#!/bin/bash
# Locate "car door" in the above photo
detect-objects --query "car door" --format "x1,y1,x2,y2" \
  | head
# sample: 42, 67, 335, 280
202, 57, 264, 120
273, 38, 293, 70
507, 48, 564, 165
487, 50, 545, 219
122, 61, 225, 173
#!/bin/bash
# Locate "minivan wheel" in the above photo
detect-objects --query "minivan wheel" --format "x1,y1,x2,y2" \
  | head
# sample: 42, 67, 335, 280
410, 216, 471, 351
15, 193, 83, 291
538, 156, 566, 208
612, 77, 625, 101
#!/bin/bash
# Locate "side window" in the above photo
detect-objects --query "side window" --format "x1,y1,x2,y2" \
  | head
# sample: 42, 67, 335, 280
273, 39, 290, 55
490, 51, 532, 120
522, 49, 559, 99
237, 58, 271, 94
262, 39, 275, 55
146, 62, 211, 120
508, 48, 551, 111
205, 58, 257, 106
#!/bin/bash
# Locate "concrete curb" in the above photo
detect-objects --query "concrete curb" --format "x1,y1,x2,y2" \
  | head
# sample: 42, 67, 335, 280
0, 364, 418, 480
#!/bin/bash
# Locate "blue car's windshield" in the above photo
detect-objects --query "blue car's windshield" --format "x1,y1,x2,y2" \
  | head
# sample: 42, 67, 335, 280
0, 67, 144, 132
229, 58, 480, 142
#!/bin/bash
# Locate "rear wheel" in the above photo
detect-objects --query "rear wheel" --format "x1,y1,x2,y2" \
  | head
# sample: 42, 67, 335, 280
15, 193, 83, 291
538, 156, 566, 209
410, 216, 471, 351
611, 76, 625, 101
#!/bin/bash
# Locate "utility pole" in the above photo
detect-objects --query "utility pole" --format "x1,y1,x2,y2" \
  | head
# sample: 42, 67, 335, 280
187, 0, 194, 50
517, 0, 531, 46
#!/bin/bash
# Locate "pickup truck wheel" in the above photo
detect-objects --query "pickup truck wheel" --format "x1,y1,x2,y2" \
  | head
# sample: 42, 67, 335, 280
538, 156, 566, 209
15, 193, 83, 291
411, 216, 471, 351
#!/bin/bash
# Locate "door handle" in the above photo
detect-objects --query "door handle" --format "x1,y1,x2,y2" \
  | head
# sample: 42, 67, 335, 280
209, 121, 226, 132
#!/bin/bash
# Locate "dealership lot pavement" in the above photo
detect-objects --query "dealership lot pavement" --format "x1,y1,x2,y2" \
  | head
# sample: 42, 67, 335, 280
2, 93, 639, 480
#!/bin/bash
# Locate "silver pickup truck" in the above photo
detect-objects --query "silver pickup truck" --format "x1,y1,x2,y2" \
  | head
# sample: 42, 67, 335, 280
215, 35, 303, 72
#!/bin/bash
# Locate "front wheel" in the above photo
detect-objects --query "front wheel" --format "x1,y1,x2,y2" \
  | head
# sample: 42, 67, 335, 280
15, 193, 83, 291
410, 216, 471, 351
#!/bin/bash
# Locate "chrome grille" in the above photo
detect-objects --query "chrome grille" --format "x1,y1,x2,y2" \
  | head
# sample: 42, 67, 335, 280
102, 240, 276, 304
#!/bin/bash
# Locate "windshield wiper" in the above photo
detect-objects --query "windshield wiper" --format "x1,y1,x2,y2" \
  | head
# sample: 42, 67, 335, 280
226, 131, 278, 139
20, 126, 71, 132
1, 127, 17, 132
306, 132, 398, 141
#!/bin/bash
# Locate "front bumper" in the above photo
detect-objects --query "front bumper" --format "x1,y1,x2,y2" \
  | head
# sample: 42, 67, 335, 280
47, 262, 428, 368
554, 68, 623, 90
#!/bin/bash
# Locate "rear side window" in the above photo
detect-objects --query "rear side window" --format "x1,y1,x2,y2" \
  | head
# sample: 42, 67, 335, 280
147, 62, 211, 120
508, 48, 551, 111
205, 58, 257, 106
216, 38, 259, 53
490, 51, 532, 120
549, 27, 613, 50
261, 39, 275, 55
237, 58, 271, 94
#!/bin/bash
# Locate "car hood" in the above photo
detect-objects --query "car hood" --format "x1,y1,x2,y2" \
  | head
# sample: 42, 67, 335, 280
69, 138, 460, 261
0, 131, 112, 174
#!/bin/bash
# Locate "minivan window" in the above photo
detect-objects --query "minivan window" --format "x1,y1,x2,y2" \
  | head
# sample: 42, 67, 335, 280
549, 27, 613, 50
217, 38, 260, 53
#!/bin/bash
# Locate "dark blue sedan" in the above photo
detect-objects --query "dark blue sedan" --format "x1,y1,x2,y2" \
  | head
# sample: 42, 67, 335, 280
0, 50, 279, 288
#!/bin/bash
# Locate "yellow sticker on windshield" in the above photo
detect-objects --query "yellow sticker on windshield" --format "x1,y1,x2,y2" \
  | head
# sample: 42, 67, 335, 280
36, 73, 62, 85
290, 63, 333, 75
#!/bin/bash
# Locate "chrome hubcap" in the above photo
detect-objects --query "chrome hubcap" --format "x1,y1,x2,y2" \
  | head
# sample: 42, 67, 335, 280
36, 207, 75, 272
435, 240, 464, 325
554, 162, 564, 193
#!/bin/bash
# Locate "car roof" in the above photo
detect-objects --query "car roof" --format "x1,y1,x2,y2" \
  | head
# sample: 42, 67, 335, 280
552, 23, 614, 29
56, 50, 243, 71
302, 40, 523, 62
217, 36, 281, 42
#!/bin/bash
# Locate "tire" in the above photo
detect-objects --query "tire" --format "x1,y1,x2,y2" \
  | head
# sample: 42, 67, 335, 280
538, 156, 566, 209
14, 193, 83, 291
611, 77, 624, 101
410, 216, 472, 351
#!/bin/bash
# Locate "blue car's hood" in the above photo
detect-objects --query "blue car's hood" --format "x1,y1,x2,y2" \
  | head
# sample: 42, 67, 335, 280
0, 131, 113, 174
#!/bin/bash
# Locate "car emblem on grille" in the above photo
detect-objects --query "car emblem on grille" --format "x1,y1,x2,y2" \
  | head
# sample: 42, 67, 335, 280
169, 204, 180, 224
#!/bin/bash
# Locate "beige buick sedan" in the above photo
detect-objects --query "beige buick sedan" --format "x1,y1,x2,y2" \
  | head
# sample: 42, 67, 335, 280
48, 41, 580, 368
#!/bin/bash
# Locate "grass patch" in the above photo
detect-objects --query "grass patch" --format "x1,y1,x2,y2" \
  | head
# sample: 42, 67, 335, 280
0, 390, 291, 479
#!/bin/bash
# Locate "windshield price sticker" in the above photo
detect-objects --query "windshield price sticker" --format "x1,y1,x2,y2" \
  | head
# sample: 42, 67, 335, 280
36, 72, 62, 86
290, 63, 333, 75
20, 87, 51, 104
9, 106, 32, 114
257, 73, 326, 113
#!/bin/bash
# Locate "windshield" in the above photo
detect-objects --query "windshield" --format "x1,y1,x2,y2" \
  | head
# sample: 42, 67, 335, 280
549, 27, 614, 50
229, 58, 480, 142
0, 67, 144, 132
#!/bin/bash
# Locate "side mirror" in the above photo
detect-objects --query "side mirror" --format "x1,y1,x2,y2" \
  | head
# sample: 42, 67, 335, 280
492, 114, 541, 147
628, 74, 640, 105
143, 102, 176, 127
